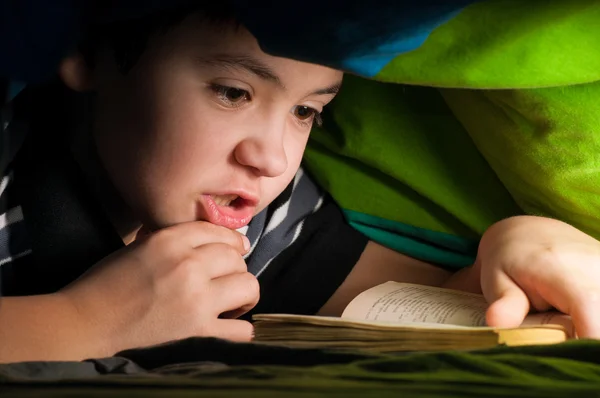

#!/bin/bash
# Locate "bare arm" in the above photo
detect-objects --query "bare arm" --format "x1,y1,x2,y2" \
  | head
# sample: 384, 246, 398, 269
0, 222, 256, 364
318, 241, 481, 316
0, 294, 110, 363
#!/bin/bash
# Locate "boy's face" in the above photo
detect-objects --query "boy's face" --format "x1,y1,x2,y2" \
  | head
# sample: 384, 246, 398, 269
87, 14, 342, 230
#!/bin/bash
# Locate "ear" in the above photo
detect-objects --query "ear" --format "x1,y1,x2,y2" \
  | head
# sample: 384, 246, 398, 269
58, 53, 95, 92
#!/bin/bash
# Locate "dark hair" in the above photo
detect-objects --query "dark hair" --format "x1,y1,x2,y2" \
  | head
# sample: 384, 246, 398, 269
80, 3, 237, 75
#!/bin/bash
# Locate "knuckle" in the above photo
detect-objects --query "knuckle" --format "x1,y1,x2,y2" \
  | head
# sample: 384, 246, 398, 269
175, 261, 206, 294
178, 257, 199, 276
227, 320, 254, 342
233, 256, 249, 274
527, 246, 562, 271
214, 227, 244, 248
211, 242, 246, 265
194, 222, 244, 250
241, 272, 260, 299
221, 242, 241, 257
239, 320, 254, 340
146, 228, 179, 251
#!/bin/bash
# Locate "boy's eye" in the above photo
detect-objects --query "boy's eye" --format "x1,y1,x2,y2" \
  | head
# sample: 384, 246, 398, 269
292, 105, 323, 127
294, 106, 314, 120
211, 84, 251, 107
223, 87, 248, 102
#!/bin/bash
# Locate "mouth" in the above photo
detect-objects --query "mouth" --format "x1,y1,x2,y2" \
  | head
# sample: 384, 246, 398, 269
199, 192, 259, 229
212, 194, 244, 207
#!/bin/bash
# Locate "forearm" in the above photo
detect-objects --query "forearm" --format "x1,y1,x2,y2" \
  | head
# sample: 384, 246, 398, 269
319, 242, 483, 317
0, 293, 112, 363
319, 242, 454, 316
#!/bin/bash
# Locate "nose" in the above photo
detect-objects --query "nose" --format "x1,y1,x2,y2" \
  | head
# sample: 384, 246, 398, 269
234, 123, 288, 178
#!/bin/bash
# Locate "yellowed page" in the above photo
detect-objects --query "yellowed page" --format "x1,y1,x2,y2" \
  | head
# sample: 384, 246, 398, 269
341, 281, 488, 327
341, 281, 574, 334
521, 312, 575, 338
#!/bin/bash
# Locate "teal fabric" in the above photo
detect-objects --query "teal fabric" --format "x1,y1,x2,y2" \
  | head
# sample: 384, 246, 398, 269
345, 210, 477, 268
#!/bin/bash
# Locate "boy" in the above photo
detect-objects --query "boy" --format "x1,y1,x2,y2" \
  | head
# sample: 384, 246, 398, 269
0, 4, 455, 362
0, 3, 599, 363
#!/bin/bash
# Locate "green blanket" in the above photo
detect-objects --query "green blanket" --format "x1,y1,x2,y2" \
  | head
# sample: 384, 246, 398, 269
304, 0, 600, 267
3, 340, 600, 397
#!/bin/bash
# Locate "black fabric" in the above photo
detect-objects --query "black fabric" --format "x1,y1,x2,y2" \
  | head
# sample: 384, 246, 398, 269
0, 357, 145, 380
0, 337, 373, 380
246, 196, 369, 318
0, 79, 6, 103
2, 85, 124, 296
116, 337, 372, 371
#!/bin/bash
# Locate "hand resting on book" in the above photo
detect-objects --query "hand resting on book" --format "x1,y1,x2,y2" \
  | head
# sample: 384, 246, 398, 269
475, 216, 600, 339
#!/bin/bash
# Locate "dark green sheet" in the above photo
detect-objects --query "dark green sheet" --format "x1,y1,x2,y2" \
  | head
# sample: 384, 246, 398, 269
2, 339, 600, 397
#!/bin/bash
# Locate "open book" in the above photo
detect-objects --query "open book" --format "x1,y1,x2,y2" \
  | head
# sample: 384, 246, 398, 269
252, 282, 574, 352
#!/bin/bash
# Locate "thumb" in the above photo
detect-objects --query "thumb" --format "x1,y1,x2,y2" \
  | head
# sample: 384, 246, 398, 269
486, 291, 530, 328
482, 267, 530, 328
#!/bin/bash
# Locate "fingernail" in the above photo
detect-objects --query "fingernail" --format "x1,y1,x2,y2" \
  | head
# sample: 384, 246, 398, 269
242, 235, 250, 252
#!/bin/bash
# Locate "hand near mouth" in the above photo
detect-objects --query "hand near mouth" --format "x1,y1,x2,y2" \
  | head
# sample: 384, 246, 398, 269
55, 221, 259, 359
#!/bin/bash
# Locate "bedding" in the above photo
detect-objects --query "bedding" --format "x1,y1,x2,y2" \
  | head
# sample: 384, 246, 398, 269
302, 0, 600, 266
2, 338, 600, 397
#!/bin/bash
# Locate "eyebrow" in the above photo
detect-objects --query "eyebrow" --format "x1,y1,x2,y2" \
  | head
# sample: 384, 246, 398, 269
312, 82, 342, 96
196, 54, 342, 96
196, 54, 286, 89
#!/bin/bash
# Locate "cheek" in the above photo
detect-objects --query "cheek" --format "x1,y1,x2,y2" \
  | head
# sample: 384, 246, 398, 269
94, 72, 236, 218
259, 132, 309, 211
285, 133, 308, 177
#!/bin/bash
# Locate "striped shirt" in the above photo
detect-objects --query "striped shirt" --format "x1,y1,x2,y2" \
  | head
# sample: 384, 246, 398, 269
0, 172, 32, 266
0, 84, 368, 315
242, 167, 324, 277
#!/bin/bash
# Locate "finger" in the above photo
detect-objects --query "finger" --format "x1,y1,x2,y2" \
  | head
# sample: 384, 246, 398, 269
155, 221, 250, 254
482, 269, 530, 328
192, 243, 249, 279
522, 263, 600, 338
486, 292, 530, 328
210, 319, 254, 342
566, 291, 600, 339
210, 272, 260, 316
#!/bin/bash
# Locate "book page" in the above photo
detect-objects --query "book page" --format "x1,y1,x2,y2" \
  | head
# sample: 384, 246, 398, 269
521, 312, 575, 337
341, 281, 488, 327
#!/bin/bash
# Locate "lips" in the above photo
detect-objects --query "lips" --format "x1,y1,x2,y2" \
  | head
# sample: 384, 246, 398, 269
199, 192, 258, 229
212, 194, 240, 207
